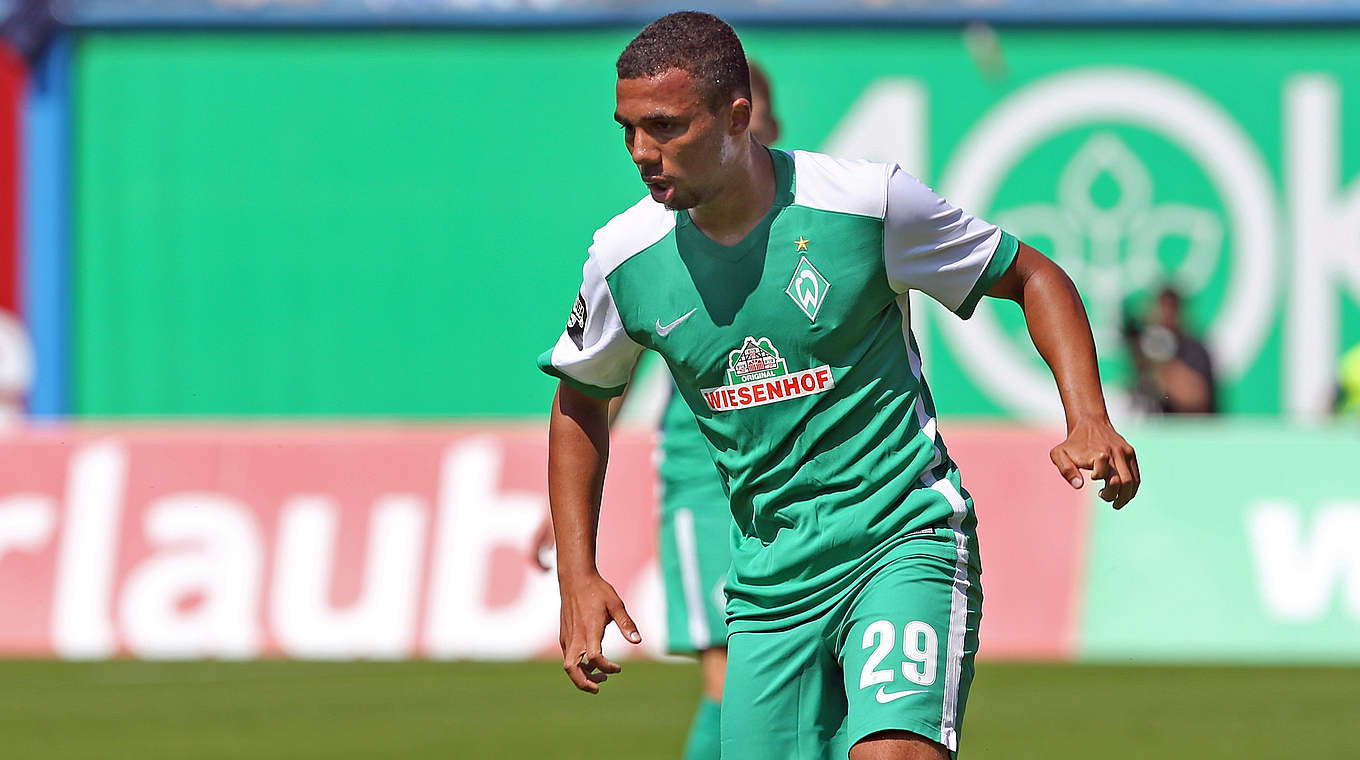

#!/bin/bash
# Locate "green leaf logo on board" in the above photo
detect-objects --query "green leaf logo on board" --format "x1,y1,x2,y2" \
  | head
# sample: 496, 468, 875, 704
995, 131, 1223, 354
932, 69, 1279, 418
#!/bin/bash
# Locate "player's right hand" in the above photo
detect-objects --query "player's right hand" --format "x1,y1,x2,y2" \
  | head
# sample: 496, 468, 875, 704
557, 571, 642, 694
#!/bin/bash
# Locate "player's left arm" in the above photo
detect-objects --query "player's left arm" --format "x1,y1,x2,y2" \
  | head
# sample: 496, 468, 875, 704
984, 241, 1140, 509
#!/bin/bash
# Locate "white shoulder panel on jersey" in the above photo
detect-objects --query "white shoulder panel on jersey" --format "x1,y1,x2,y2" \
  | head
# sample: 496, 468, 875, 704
545, 254, 644, 393
588, 194, 677, 277
882, 165, 1003, 312
790, 150, 892, 220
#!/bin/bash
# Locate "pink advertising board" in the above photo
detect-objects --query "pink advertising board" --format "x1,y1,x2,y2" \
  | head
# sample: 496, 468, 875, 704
0, 425, 1080, 660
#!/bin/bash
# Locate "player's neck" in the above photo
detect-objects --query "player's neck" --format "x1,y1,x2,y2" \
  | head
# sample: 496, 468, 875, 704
687, 140, 775, 247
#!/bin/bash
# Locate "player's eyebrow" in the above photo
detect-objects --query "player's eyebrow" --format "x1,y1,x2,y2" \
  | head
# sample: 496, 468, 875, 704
615, 111, 682, 127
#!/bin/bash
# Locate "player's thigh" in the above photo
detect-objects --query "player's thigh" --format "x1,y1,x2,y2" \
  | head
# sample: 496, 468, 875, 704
839, 543, 982, 758
847, 730, 949, 760
658, 488, 731, 654
723, 623, 843, 760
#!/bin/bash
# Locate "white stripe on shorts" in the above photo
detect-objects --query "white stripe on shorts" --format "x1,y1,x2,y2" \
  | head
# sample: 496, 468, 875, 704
936, 477, 970, 752
897, 293, 972, 750
673, 508, 712, 650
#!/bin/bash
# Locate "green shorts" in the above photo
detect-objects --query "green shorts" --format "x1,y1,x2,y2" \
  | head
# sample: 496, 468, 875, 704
657, 461, 731, 654
721, 529, 982, 759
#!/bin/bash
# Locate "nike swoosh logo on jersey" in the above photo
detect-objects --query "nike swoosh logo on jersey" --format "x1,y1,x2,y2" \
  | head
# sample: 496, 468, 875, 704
655, 308, 698, 337
875, 686, 929, 703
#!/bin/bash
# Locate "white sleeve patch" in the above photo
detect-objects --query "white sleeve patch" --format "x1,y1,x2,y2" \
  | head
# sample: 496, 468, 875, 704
883, 165, 1002, 311
546, 256, 643, 392
790, 150, 890, 219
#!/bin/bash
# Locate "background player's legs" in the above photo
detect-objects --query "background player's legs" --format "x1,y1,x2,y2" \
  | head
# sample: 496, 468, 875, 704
682, 647, 726, 760
699, 646, 726, 702
659, 493, 731, 759
849, 730, 948, 760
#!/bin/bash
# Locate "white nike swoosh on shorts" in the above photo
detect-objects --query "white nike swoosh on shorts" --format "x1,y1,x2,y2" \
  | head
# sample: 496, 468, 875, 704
656, 308, 698, 336
875, 686, 929, 703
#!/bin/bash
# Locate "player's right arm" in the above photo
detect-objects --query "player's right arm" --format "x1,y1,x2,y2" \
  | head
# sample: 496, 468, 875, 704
548, 382, 642, 693
530, 389, 630, 571
538, 253, 646, 693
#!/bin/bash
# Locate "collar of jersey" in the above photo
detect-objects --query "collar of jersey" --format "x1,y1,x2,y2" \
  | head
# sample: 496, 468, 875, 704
674, 147, 794, 262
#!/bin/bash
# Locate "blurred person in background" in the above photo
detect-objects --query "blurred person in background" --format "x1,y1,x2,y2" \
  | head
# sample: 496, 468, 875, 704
1124, 285, 1217, 415
531, 62, 781, 760
541, 12, 1137, 760
1333, 342, 1360, 417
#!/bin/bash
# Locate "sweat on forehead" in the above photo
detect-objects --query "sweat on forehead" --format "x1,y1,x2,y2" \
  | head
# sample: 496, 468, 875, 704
616, 11, 752, 110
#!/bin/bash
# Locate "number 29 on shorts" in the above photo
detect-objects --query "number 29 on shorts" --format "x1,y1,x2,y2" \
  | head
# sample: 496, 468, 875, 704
859, 620, 939, 700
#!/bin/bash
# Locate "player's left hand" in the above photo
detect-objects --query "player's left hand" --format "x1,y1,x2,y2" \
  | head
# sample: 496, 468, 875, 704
1048, 419, 1139, 509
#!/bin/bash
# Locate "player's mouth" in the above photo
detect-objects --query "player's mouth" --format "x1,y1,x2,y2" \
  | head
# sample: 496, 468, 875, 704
644, 179, 675, 205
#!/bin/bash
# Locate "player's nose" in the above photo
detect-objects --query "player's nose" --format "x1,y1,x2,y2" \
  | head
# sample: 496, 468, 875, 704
630, 133, 660, 166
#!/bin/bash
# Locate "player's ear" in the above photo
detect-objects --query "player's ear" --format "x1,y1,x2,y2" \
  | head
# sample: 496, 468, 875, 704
728, 97, 752, 136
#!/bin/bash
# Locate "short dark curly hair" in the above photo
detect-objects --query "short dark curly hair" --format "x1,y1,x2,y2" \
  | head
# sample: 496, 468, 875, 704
616, 12, 751, 112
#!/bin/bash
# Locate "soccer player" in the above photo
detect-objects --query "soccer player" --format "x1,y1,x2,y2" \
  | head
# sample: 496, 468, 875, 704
539, 12, 1139, 760
530, 62, 781, 760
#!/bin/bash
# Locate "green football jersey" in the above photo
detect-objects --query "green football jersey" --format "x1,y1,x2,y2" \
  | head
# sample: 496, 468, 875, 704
540, 149, 1017, 633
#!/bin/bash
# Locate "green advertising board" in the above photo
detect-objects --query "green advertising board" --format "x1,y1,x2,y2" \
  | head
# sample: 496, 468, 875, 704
73, 31, 640, 417
73, 28, 1360, 417
1079, 422, 1360, 663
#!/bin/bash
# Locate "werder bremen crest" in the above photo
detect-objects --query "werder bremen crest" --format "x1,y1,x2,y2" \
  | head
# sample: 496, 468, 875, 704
787, 255, 831, 322
726, 337, 788, 384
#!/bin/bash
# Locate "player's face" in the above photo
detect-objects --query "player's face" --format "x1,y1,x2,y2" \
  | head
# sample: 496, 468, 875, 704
615, 68, 740, 210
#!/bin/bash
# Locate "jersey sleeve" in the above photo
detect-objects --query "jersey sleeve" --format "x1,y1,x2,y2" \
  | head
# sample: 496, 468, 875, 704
536, 255, 643, 398
882, 165, 1018, 319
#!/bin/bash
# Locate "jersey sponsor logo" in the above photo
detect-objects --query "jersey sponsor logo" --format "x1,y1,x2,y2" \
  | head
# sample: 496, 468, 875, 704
725, 336, 788, 385
701, 365, 834, 412
655, 307, 698, 337
875, 686, 929, 703
702, 338, 833, 412
786, 255, 831, 322
566, 292, 587, 350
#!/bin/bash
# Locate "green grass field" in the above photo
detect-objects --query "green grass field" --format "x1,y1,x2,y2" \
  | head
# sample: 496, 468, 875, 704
0, 660, 1355, 759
